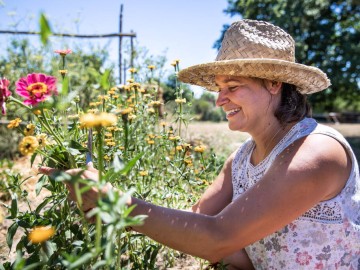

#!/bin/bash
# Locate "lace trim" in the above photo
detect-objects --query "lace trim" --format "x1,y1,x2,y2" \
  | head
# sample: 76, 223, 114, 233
231, 118, 346, 223
298, 201, 342, 224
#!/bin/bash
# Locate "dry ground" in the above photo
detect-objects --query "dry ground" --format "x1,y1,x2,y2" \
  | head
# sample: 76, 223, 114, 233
1, 121, 359, 268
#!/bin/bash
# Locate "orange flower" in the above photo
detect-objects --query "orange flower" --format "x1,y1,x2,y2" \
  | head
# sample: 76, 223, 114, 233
28, 226, 55, 243
194, 145, 206, 153
7, 118, 22, 129
18, 136, 39, 155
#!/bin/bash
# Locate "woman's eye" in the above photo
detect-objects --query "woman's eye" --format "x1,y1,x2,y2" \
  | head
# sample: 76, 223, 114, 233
228, 86, 238, 92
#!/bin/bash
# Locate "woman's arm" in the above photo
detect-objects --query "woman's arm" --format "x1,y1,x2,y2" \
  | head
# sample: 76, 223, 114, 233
127, 134, 351, 262
39, 134, 351, 264
191, 152, 234, 215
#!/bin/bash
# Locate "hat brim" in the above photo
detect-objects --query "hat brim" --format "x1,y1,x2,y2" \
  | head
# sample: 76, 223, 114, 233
178, 59, 330, 94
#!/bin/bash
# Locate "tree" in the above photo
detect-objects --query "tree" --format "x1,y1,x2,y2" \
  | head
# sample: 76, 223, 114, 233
215, 0, 360, 112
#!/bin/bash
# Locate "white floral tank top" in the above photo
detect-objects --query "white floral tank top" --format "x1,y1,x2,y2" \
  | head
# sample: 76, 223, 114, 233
232, 118, 360, 269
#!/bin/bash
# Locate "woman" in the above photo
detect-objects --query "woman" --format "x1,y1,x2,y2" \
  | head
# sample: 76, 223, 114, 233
40, 20, 360, 269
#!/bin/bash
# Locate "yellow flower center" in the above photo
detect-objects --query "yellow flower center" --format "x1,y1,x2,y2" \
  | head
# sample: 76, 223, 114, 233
26, 82, 48, 96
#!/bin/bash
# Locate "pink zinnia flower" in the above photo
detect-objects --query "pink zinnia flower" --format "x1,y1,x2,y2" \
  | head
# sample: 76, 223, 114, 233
0, 78, 11, 115
54, 49, 72, 56
16, 73, 58, 106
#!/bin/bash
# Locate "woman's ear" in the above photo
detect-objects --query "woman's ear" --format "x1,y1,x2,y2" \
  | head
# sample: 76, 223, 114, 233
264, 80, 282, 95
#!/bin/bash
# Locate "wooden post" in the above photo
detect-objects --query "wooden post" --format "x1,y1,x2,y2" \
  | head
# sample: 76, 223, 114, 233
130, 31, 134, 68
119, 4, 123, 84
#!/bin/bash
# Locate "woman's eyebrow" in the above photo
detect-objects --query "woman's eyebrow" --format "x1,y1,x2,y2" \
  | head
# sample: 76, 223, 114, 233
215, 79, 243, 87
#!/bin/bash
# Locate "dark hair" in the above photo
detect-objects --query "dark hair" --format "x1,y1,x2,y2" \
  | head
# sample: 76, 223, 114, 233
274, 83, 311, 125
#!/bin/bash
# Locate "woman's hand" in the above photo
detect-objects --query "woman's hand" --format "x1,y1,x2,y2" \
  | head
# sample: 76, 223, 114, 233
38, 162, 112, 212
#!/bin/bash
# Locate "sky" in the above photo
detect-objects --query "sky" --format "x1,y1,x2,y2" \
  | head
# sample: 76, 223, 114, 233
0, 0, 239, 96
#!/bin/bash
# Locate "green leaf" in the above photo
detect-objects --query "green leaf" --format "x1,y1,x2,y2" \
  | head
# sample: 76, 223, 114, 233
67, 147, 81, 156
104, 152, 143, 181
30, 152, 38, 167
35, 175, 47, 196
35, 197, 50, 214
100, 69, 111, 90
22, 262, 43, 270
69, 140, 88, 152
120, 152, 144, 175
61, 75, 69, 95
6, 222, 18, 250
39, 13, 52, 46
10, 194, 18, 218
68, 252, 94, 269
112, 154, 124, 173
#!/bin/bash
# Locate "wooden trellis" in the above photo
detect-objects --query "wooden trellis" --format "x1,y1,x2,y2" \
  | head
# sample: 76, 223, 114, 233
0, 4, 135, 84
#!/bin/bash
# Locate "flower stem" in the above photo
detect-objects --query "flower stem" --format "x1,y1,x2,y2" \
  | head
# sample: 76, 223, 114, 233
95, 127, 103, 252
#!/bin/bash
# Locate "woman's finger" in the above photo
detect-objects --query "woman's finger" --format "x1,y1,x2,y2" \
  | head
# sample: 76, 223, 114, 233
86, 162, 98, 173
38, 166, 58, 175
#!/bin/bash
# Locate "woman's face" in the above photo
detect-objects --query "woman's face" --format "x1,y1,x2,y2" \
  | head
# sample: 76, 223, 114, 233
215, 75, 280, 134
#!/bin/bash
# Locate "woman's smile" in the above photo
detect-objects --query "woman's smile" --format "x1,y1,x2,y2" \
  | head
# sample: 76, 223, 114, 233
226, 108, 242, 118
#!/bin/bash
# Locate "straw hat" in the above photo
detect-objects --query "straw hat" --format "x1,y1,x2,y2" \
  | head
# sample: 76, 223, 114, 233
178, 20, 330, 94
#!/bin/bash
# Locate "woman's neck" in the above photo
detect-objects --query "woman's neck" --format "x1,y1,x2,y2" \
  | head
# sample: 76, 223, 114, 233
250, 121, 294, 165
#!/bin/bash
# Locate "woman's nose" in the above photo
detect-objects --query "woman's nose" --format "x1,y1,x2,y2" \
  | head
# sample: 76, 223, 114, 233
215, 90, 228, 107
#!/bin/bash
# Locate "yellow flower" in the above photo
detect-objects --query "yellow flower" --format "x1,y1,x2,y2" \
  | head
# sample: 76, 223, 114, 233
106, 141, 116, 147
139, 170, 148, 176
147, 108, 155, 114
128, 114, 137, 120
184, 158, 193, 165
194, 145, 206, 153
148, 65, 156, 70
182, 143, 192, 150
28, 226, 55, 244
169, 136, 180, 141
24, 123, 36, 136
120, 107, 133, 115
68, 114, 79, 120
160, 121, 167, 127
104, 155, 111, 161
150, 100, 162, 106
80, 112, 117, 128
148, 134, 155, 139
19, 136, 39, 155
138, 88, 145, 93
175, 98, 186, 104
119, 146, 125, 150
176, 145, 183, 151
147, 139, 155, 145
36, 133, 49, 149
87, 109, 99, 114
170, 61, 177, 67
89, 102, 98, 107
174, 59, 180, 64
130, 82, 141, 90
98, 95, 110, 101
58, 69, 68, 75
108, 89, 116, 96
202, 179, 209, 186
128, 68, 137, 74
33, 110, 41, 115
7, 118, 22, 129
105, 132, 113, 137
